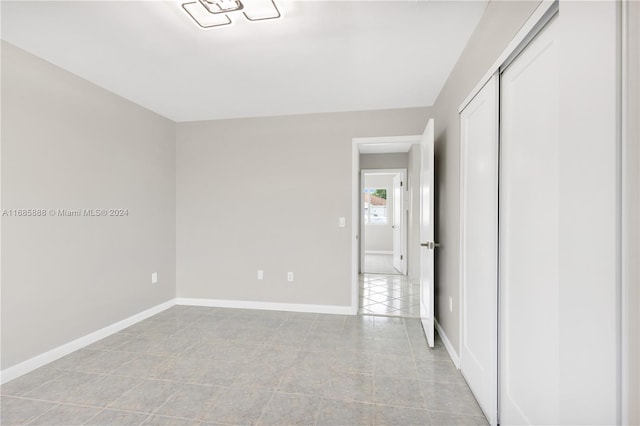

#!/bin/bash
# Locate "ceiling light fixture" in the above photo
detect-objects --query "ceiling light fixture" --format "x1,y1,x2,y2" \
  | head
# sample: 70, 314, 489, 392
182, 0, 281, 29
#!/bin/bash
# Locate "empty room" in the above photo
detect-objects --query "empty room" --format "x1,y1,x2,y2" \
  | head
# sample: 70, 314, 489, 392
1, 1, 639, 425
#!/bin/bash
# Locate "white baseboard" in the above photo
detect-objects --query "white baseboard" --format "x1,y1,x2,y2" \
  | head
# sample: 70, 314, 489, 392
365, 250, 393, 255
435, 318, 460, 368
176, 298, 354, 316
0, 299, 176, 385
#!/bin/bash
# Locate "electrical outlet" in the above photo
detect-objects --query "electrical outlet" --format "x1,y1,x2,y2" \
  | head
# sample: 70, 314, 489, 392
287, 272, 294, 282
338, 217, 346, 228
257, 270, 264, 280
449, 296, 453, 312
151, 272, 158, 284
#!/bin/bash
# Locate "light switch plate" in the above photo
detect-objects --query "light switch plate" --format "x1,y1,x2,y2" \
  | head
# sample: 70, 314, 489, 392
151, 272, 158, 284
257, 270, 264, 280
338, 217, 346, 228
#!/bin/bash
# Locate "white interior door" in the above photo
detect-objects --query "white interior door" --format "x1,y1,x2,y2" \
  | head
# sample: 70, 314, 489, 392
419, 118, 435, 348
500, 16, 559, 425
459, 74, 498, 425
392, 173, 403, 273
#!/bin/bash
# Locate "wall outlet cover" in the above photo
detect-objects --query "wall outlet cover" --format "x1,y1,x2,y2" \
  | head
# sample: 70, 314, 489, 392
151, 272, 158, 284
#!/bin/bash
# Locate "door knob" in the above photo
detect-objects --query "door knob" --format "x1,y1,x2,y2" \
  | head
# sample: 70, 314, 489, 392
420, 242, 441, 249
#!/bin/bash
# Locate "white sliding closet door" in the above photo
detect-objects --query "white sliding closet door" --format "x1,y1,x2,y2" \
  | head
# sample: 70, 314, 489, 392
459, 74, 498, 425
499, 16, 559, 425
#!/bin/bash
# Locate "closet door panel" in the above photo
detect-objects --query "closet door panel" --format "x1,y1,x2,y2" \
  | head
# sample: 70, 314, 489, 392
499, 16, 559, 426
459, 74, 498, 425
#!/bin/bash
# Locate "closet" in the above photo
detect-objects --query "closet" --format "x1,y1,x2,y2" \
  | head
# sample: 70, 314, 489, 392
456, 0, 626, 422
459, 9, 560, 426
458, 0, 622, 424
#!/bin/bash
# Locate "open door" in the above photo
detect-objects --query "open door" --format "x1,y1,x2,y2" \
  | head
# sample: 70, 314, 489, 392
392, 173, 403, 274
419, 118, 436, 348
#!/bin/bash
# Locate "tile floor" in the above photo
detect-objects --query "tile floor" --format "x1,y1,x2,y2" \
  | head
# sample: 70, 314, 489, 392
359, 275, 421, 318
363, 254, 401, 275
1, 306, 487, 425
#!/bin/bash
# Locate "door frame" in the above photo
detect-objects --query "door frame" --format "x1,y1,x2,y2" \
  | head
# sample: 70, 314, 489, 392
351, 136, 421, 314
360, 168, 407, 275
621, 0, 640, 423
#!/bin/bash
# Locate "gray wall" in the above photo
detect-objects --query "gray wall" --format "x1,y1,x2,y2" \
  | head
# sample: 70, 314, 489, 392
1, 42, 177, 369
363, 174, 394, 252
360, 153, 408, 170
431, 0, 541, 353
176, 108, 431, 306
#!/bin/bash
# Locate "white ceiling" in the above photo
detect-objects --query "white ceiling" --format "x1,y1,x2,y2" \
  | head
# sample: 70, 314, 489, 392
1, 1, 487, 122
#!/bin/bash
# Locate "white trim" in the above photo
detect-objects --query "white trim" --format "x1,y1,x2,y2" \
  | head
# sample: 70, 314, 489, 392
435, 318, 460, 368
353, 135, 422, 145
176, 298, 354, 315
360, 168, 365, 278
0, 299, 176, 385
619, 2, 626, 424
361, 169, 405, 176
620, 0, 639, 423
352, 141, 361, 314
365, 250, 393, 255
458, 0, 557, 113
352, 136, 421, 315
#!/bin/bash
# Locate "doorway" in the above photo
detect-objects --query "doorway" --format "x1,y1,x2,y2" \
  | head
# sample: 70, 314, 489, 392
361, 169, 406, 275
359, 169, 419, 317
351, 136, 425, 319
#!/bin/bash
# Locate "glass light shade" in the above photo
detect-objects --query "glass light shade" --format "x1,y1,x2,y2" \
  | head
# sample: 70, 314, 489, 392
182, 1, 232, 28
198, 0, 243, 14
242, 0, 281, 21
213, 0, 244, 11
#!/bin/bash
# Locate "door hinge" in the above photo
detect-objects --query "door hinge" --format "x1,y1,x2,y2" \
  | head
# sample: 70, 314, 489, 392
400, 255, 403, 260
400, 181, 403, 187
